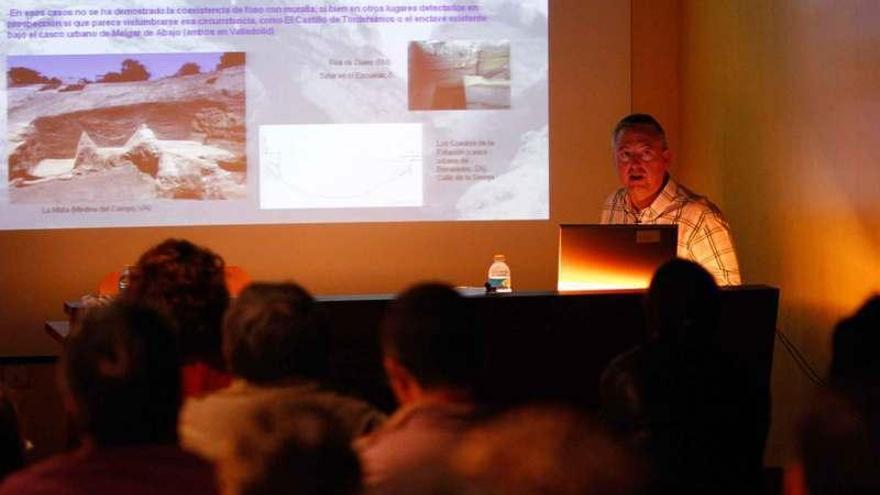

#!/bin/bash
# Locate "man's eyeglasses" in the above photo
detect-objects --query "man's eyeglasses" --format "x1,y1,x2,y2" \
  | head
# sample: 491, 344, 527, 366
615, 147, 659, 164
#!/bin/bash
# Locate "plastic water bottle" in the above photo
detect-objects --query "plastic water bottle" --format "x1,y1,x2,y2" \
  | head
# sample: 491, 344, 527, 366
487, 254, 512, 293
118, 265, 132, 294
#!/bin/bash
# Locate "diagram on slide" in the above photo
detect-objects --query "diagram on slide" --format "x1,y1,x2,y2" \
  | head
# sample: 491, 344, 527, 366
259, 123, 423, 209
6, 52, 247, 203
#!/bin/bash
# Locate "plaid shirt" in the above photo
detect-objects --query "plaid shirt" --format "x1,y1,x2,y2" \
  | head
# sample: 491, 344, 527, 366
601, 176, 741, 285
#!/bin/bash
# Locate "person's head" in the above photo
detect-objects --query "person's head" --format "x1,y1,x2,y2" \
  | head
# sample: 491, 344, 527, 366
451, 405, 642, 495
217, 401, 361, 495
796, 390, 880, 495
381, 282, 483, 404
223, 282, 328, 384
797, 295, 880, 495
829, 295, 880, 396
62, 300, 181, 446
125, 238, 229, 366
646, 258, 721, 345
612, 113, 671, 210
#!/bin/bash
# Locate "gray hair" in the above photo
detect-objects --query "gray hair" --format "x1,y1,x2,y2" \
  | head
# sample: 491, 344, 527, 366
612, 113, 668, 149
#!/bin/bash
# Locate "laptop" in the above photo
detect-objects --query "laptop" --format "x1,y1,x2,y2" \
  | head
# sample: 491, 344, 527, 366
558, 224, 678, 292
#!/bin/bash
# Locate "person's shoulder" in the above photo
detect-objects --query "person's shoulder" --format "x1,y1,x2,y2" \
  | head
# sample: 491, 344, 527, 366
355, 402, 477, 487
180, 380, 242, 422
604, 345, 642, 372
603, 187, 628, 207
355, 404, 413, 451
121, 445, 217, 493
607, 340, 673, 370
143, 445, 218, 483
244, 382, 387, 438
355, 401, 466, 448
301, 387, 387, 436
0, 451, 85, 495
178, 380, 254, 458
673, 182, 729, 221
139, 443, 215, 465
600, 345, 653, 391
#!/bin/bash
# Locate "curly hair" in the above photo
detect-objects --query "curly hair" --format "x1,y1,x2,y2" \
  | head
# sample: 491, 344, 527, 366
123, 239, 229, 366
223, 282, 329, 384
612, 113, 668, 149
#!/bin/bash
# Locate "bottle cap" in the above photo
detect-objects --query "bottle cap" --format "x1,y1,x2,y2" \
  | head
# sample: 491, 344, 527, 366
493, 254, 506, 262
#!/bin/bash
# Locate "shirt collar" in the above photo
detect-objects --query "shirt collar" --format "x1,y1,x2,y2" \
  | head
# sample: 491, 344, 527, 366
382, 400, 477, 432
626, 175, 679, 221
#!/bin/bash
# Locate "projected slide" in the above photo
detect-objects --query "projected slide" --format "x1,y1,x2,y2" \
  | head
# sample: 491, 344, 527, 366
1, 1, 548, 230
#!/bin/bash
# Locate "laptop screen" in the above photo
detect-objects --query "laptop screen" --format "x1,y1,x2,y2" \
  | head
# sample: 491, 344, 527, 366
558, 224, 678, 291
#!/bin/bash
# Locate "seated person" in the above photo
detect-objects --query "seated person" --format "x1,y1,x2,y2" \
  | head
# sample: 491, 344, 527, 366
355, 282, 488, 487
216, 401, 361, 495
827, 295, 880, 405
179, 282, 384, 462
600, 258, 766, 495
784, 295, 880, 495
788, 391, 880, 495
122, 238, 232, 397
0, 301, 216, 495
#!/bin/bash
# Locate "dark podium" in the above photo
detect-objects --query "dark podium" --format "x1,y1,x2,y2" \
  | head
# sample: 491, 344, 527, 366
320, 285, 779, 413
50, 286, 778, 413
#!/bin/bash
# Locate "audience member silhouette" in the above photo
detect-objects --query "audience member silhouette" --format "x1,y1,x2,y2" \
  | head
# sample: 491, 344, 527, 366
356, 282, 487, 487
0, 301, 216, 495
600, 258, 767, 495
786, 295, 880, 495
828, 295, 880, 406
180, 282, 383, 463
123, 238, 232, 397
217, 401, 362, 495
0, 388, 25, 481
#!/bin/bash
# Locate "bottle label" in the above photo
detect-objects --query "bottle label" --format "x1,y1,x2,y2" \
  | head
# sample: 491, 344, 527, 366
488, 276, 511, 292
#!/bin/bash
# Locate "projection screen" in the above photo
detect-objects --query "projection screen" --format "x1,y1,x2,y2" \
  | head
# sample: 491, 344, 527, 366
2, 1, 548, 230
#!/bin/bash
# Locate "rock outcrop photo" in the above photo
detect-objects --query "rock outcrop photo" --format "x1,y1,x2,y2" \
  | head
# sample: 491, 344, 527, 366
7, 52, 246, 203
